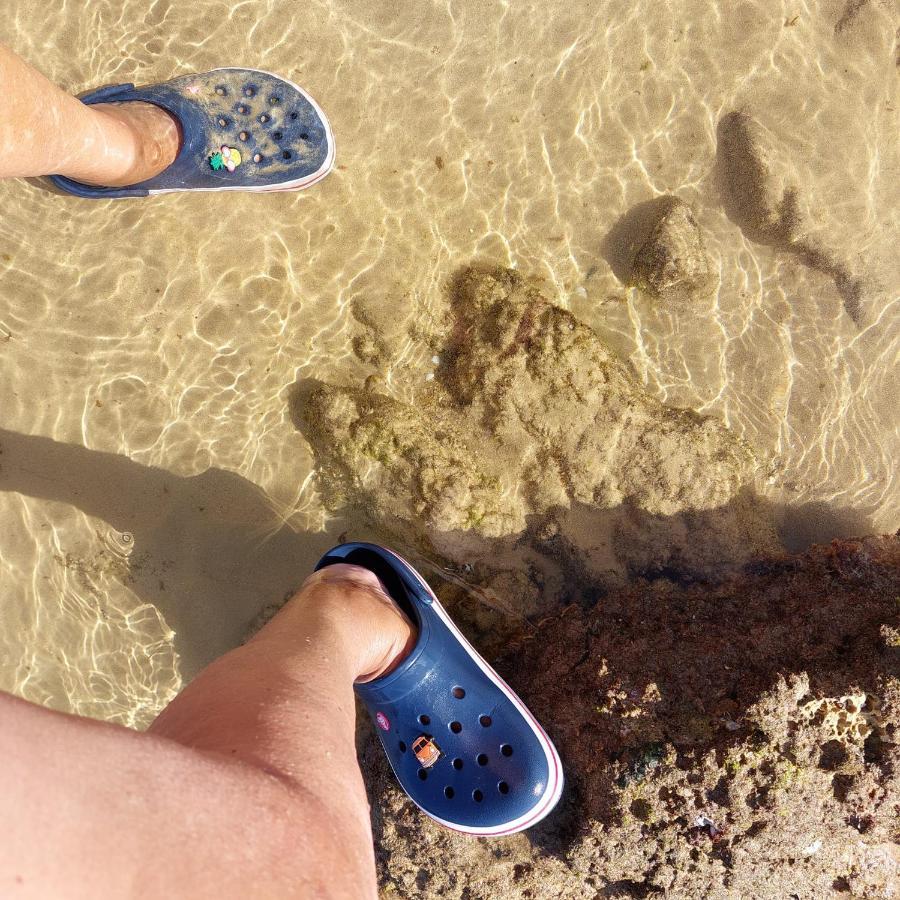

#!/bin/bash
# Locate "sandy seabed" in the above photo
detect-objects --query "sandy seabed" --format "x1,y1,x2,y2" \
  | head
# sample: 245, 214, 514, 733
0, 0, 898, 896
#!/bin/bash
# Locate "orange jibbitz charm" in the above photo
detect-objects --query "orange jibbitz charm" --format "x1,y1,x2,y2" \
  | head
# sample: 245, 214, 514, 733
412, 735, 442, 768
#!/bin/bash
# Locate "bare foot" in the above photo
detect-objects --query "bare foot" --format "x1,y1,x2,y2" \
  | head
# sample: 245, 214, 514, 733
252, 564, 418, 684
77, 101, 181, 187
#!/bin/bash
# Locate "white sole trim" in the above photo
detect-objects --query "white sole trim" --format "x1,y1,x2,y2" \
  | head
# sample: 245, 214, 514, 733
382, 547, 564, 837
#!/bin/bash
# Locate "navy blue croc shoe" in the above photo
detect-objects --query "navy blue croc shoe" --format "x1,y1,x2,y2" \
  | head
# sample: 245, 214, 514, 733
315, 542, 564, 836
49, 68, 334, 199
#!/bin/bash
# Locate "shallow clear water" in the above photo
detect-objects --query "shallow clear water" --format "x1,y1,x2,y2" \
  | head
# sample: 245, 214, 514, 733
0, 0, 897, 727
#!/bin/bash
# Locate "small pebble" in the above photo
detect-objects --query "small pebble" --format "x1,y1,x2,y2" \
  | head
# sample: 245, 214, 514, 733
425, 372, 435, 382
431, 355, 440, 365
694, 815, 721, 838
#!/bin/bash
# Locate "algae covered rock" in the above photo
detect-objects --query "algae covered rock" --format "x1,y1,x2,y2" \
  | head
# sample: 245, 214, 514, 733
445, 266, 753, 518
302, 381, 523, 560
300, 267, 777, 585
629, 196, 718, 301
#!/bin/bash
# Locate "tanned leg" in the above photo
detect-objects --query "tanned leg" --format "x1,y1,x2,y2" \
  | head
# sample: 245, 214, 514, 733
0, 565, 415, 899
0, 42, 180, 185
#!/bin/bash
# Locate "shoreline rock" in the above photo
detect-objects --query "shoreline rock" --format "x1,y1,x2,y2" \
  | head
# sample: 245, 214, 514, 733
369, 535, 900, 899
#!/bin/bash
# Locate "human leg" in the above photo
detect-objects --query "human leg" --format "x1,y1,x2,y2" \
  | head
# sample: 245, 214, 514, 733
0, 42, 180, 185
0, 565, 414, 899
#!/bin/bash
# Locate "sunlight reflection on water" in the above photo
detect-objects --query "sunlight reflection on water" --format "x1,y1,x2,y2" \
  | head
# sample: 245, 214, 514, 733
0, 0, 896, 726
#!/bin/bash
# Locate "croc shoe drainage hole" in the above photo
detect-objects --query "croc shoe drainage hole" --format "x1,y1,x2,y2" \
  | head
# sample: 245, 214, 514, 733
253, 153, 263, 163
239, 131, 249, 140
472, 790, 484, 802
282, 150, 292, 160
243, 86, 255, 97
501, 744, 513, 757
452, 687, 465, 699
418, 714, 430, 726
215, 86, 226, 96
477, 753, 489, 766
452, 758, 463, 770
450, 721, 462, 734
479, 715, 492, 727
299, 132, 309, 140
398, 741, 406, 753
217, 117, 228, 127
444, 786, 454, 799
290, 111, 298, 120
259, 114, 270, 123
418, 769, 428, 781
272, 131, 283, 140
498, 781, 510, 794
269, 95, 281, 104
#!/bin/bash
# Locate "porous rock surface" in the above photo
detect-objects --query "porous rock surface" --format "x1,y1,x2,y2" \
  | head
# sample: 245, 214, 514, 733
369, 536, 900, 899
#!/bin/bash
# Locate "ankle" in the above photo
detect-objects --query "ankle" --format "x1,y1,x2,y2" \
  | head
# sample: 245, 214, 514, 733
301, 571, 418, 682
60, 102, 181, 187
253, 566, 418, 683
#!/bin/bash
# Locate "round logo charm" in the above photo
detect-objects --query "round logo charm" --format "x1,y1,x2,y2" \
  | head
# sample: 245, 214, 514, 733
376, 711, 391, 731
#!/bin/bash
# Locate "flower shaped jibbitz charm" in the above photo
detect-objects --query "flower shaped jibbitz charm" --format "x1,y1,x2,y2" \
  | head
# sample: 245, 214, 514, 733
209, 146, 242, 172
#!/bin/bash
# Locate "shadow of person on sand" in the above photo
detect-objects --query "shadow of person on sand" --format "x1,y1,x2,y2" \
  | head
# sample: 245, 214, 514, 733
0, 426, 350, 681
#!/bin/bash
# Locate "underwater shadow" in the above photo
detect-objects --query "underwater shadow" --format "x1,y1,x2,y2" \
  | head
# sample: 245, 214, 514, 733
714, 111, 865, 327
0, 426, 349, 682
775, 499, 876, 553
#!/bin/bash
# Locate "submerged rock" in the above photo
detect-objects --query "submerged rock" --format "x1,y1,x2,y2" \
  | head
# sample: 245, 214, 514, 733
629, 196, 718, 301
301, 267, 777, 589
303, 382, 523, 560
